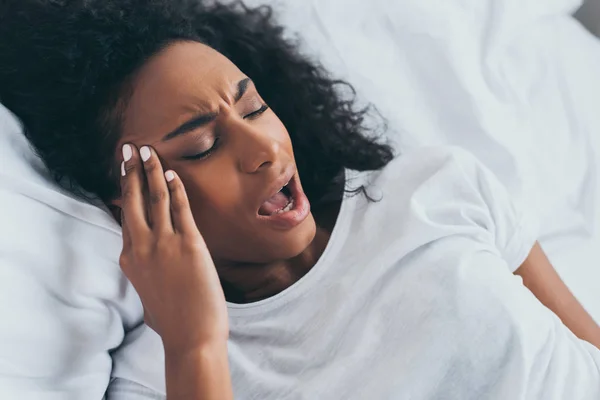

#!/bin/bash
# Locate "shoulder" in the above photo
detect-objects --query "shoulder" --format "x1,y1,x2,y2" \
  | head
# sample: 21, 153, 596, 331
345, 145, 510, 244
350, 145, 533, 266
361, 145, 487, 197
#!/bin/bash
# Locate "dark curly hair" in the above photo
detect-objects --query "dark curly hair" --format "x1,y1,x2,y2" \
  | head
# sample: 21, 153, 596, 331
0, 0, 394, 205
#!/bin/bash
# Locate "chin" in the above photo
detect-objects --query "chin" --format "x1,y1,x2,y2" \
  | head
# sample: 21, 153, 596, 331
283, 214, 318, 258
255, 213, 317, 263
212, 213, 318, 266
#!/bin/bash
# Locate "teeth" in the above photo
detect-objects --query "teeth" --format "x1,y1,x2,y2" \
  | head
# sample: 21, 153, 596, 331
274, 198, 294, 214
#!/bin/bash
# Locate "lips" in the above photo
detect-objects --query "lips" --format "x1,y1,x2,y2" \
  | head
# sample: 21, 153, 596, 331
258, 186, 293, 216
257, 165, 295, 215
256, 168, 311, 230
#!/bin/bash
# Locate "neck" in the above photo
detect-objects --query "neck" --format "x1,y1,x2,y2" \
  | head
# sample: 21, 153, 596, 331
219, 199, 342, 304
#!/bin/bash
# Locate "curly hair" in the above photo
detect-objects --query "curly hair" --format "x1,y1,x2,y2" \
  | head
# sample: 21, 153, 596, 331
0, 0, 394, 205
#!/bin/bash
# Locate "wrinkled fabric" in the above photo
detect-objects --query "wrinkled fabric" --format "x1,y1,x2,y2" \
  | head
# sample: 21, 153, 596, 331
1, 0, 598, 398
108, 148, 600, 400
242, 0, 600, 320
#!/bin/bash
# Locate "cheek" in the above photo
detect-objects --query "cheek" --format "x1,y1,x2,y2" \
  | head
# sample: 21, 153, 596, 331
184, 176, 249, 260
178, 166, 244, 221
260, 113, 293, 151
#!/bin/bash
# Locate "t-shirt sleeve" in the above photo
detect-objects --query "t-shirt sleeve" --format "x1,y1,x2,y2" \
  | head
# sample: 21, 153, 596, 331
451, 147, 537, 271
109, 324, 167, 399
454, 240, 600, 399
106, 378, 165, 400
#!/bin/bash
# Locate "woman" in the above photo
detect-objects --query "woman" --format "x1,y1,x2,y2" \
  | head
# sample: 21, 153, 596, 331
1, 1, 600, 399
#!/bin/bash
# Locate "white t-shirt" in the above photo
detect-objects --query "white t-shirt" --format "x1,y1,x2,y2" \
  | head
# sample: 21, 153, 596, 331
108, 147, 600, 400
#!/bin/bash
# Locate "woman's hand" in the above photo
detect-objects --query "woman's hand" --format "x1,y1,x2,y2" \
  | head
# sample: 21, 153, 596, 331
119, 144, 228, 356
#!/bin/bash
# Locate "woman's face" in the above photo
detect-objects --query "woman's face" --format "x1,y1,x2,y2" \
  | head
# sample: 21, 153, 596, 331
115, 41, 316, 266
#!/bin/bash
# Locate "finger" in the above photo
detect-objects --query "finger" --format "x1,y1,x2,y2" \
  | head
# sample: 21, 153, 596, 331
120, 144, 150, 240
165, 170, 199, 235
118, 209, 135, 278
120, 208, 133, 251
140, 146, 172, 233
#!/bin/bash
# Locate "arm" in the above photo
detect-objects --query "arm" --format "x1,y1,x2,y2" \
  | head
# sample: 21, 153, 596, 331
456, 241, 600, 399
516, 242, 600, 349
456, 149, 600, 349
118, 144, 232, 399
165, 341, 232, 400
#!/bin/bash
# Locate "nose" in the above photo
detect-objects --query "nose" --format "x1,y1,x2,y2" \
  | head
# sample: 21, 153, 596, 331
234, 121, 281, 174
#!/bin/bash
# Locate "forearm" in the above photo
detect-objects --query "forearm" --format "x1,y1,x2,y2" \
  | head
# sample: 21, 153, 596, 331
516, 243, 600, 349
165, 340, 233, 400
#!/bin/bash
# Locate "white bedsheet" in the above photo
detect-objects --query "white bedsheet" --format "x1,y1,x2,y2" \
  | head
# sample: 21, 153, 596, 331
525, 18, 600, 321
242, 0, 600, 320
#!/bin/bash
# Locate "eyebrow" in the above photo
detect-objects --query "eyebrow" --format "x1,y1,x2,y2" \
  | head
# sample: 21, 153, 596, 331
234, 78, 251, 102
162, 78, 253, 142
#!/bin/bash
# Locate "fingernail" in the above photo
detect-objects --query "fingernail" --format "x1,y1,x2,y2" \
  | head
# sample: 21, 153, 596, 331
122, 144, 132, 162
140, 146, 151, 162
165, 170, 175, 182
121, 161, 126, 176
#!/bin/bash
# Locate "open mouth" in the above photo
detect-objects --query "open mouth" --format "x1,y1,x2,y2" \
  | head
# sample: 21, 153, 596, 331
258, 177, 296, 216
256, 171, 310, 229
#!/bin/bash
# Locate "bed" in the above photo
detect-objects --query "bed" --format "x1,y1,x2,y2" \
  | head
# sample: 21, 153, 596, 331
1, 0, 599, 398
240, 0, 600, 320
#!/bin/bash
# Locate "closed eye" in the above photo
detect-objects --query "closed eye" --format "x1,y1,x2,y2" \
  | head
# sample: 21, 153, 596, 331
244, 104, 269, 120
182, 104, 269, 161
182, 137, 221, 161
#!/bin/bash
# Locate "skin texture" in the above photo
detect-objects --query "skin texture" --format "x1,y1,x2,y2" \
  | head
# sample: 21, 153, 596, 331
515, 243, 600, 349
113, 41, 336, 303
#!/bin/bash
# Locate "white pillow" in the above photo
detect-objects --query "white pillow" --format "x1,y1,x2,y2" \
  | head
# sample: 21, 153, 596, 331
0, 104, 141, 399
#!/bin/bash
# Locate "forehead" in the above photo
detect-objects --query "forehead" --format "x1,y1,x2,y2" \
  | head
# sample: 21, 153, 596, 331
121, 41, 245, 144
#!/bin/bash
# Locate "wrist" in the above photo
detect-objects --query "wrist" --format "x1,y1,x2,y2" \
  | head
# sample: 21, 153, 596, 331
164, 338, 232, 400
164, 338, 228, 364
